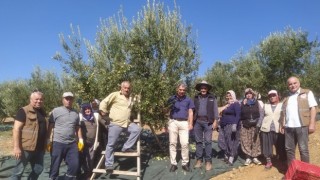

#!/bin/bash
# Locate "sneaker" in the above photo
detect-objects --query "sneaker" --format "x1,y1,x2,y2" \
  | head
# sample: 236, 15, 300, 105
244, 158, 252, 166
265, 162, 272, 169
253, 158, 262, 165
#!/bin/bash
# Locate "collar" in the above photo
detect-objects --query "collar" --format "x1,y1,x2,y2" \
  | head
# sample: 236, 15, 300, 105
289, 88, 301, 96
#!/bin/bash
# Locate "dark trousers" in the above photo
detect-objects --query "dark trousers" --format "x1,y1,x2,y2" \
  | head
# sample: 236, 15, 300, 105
11, 150, 44, 180
194, 120, 213, 162
50, 141, 79, 180
261, 131, 278, 158
285, 127, 309, 166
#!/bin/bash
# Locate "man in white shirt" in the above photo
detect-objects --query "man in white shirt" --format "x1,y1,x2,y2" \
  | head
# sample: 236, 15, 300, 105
280, 76, 318, 166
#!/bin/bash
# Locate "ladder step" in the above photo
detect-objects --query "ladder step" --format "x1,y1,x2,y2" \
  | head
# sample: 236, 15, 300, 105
93, 169, 139, 176
101, 151, 140, 157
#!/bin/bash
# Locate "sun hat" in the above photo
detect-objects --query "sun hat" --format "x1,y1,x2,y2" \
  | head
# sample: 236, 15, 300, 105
195, 80, 212, 91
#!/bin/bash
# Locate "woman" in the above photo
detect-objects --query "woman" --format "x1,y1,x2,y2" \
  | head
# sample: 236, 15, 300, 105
79, 103, 100, 179
240, 88, 263, 166
259, 90, 285, 169
218, 90, 241, 165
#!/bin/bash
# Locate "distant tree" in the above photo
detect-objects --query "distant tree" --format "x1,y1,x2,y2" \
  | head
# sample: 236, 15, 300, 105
258, 28, 313, 95
205, 61, 235, 105
0, 80, 29, 118
53, 0, 200, 130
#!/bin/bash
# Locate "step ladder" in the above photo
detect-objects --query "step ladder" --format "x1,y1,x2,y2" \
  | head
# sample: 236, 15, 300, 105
90, 118, 141, 180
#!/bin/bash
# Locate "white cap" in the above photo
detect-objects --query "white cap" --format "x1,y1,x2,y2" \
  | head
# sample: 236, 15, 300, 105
268, 90, 278, 95
62, 92, 74, 98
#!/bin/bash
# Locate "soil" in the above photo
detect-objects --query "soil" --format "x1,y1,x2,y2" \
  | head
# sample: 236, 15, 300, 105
1, 119, 320, 179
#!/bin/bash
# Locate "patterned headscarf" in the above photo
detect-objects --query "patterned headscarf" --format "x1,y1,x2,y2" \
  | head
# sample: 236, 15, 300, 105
81, 103, 94, 121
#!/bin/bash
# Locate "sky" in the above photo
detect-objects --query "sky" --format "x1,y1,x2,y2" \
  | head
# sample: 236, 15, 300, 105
1, 0, 319, 83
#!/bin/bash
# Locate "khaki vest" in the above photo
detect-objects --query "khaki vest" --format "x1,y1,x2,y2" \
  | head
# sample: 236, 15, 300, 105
260, 103, 282, 133
21, 105, 46, 151
281, 89, 310, 127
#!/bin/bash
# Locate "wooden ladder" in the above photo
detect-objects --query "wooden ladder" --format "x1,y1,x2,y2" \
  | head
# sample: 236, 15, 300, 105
90, 118, 141, 180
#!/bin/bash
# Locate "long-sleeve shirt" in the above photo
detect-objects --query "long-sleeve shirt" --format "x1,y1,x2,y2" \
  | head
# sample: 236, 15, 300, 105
99, 91, 133, 128
220, 102, 241, 127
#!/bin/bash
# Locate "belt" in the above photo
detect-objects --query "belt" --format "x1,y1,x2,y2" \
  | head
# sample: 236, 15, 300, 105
197, 116, 208, 121
172, 118, 188, 121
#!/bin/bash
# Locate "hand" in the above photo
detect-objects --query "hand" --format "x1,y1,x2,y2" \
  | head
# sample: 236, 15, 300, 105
78, 138, 84, 152
255, 126, 260, 135
309, 123, 315, 134
13, 146, 22, 160
280, 127, 285, 134
231, 124, 237, 132
188, 124, 193, 131
46, 139, 52, 152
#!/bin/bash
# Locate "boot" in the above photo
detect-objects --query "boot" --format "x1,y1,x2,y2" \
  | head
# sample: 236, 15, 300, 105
194, 159, 202, 168
205, 162, 212, 171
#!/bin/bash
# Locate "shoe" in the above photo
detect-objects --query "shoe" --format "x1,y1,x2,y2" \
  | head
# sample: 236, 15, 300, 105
228, 156, 234, 166
169, 165, 178, 172
205, 162, 212, 171
182, 165, 190, 172
244, 158, 252, 166
223, 154, 229, 162
265, 162, 272, 169
253, 158, 262, 165
105, 166, 113, 173
122, 148, 136, 152
194, 160, 202, 168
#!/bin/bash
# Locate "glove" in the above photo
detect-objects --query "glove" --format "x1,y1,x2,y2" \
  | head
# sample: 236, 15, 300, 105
46, 139, 52, 152
231, 124, 237, 132
78, 138, 84, 152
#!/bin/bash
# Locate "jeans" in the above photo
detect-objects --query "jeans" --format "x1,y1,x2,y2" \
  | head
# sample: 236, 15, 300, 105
285, 127, 309, 166
105, 122, 142, 167
168, 119, 189, 166
50, 141, 79, 180
11, 150, 44, 180
194, 120, 213, 162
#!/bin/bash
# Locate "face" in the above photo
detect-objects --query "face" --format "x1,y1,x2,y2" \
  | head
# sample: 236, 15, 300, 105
84, 107, 92, 115
200, 85, 208, 95
245, 92, 253, 99
30, 92, 44, 109
63, 96, 74, 108
91, 101, 98, 110
225, 93, 232, 101
121, 82, 131, 97
287, 77, 300, 93
268, 93, 279, 104
177, 85, 186, 97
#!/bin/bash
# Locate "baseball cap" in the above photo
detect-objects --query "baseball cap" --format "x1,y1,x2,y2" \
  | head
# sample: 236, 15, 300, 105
62, 92, 74, 98
268, 90, 278, 95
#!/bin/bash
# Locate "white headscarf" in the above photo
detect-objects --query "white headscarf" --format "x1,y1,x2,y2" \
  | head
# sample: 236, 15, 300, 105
227, 90, 237, 103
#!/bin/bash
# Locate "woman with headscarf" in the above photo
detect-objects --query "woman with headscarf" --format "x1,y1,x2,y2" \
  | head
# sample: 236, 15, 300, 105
79, 103, 101, 179
218, 90, 241, 165
240, 88, 263, 166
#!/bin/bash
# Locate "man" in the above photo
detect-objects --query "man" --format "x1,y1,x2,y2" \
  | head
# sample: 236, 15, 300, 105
167, 83, 195, 172
193, 80, 218, 171
280, 76, 318, 166
11, 91, 46, 180
259, 90, 285, 169
47, 92, 83, 180
99, 81, 142, 171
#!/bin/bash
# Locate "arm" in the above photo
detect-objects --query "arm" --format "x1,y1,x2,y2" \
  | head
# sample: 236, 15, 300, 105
12, 120, 24, 160
99, 93, 116, 116
308, 106, 317, 134
188, 108, 194, 130
257, 102, 264, 127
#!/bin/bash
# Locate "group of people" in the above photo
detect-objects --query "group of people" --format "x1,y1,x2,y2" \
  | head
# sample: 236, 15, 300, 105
11, 76, 318, 179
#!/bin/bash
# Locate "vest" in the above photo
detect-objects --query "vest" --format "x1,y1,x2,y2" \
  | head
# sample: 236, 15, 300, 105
260, 103, 282, 133
80, 113, 100, 148
240, 100, 260, 121
21, 105, 46, 151
282, 88, 310, 127
193, 93, 217, 123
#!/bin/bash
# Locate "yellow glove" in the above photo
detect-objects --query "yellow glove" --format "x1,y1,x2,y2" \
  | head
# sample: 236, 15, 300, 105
78, 138, 84, 152
46, 139, 52, 152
